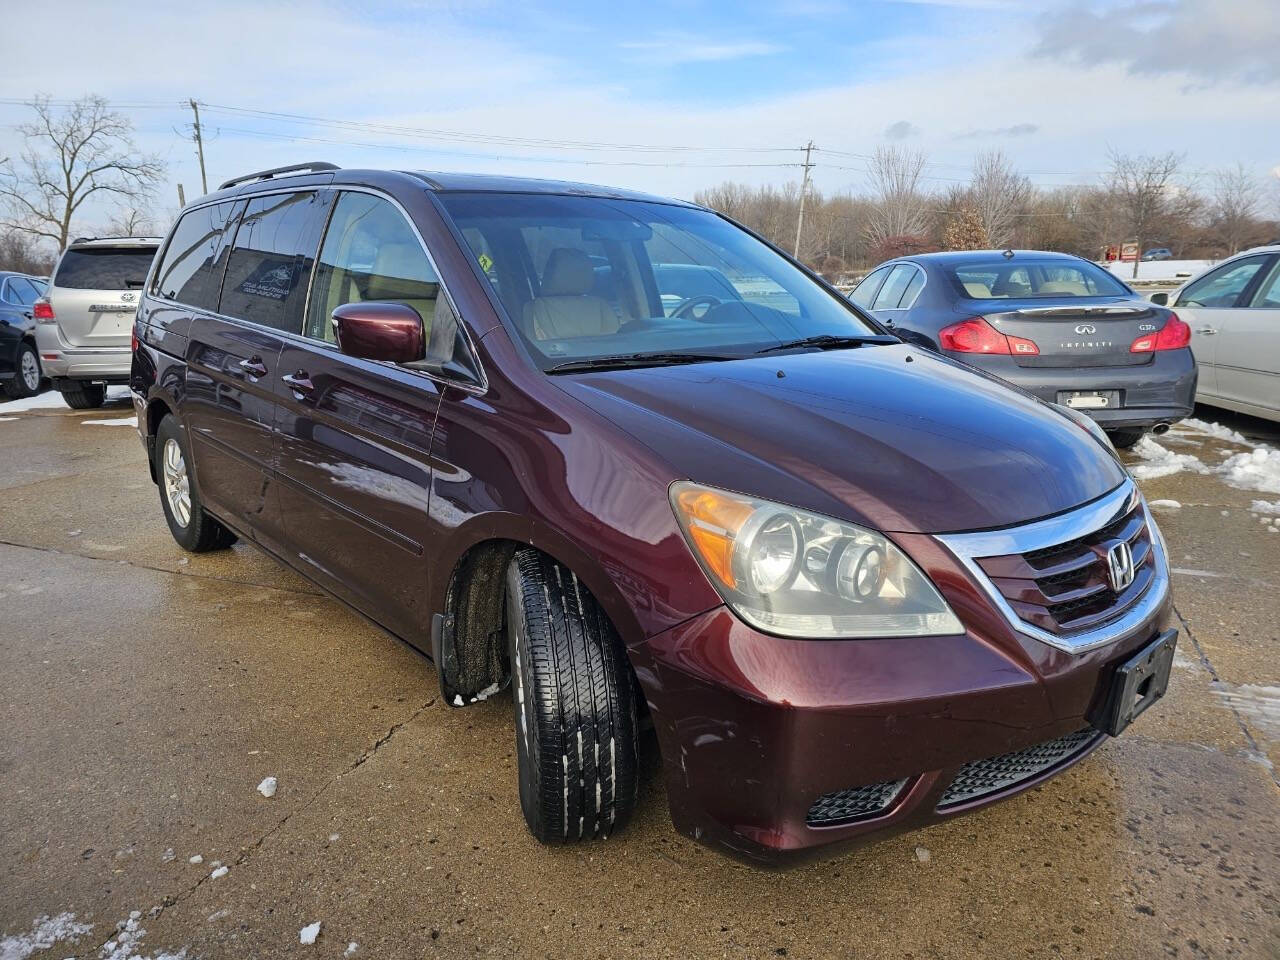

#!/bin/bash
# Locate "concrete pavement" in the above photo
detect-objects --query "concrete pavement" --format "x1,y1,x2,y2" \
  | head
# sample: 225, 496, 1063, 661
1, 392, 1277, 959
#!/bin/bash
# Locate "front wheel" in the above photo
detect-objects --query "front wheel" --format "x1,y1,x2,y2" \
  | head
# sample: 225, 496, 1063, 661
154, 415, 238, 552
1107, 428, 1146, 450
505, 549, 639, 843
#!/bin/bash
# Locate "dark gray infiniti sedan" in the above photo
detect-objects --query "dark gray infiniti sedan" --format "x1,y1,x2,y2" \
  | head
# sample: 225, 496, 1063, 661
849, 250, 1196, 447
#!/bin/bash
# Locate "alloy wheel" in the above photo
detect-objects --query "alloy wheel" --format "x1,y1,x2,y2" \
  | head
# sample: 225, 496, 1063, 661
162, 438, 192, 528
20, 350, 40, 392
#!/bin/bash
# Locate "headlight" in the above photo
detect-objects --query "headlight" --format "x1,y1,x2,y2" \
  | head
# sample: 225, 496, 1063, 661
670, 482, 963, 639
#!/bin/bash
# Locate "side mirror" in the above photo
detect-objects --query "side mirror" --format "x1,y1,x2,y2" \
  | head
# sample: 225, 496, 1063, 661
331, 302, 425, 364
1149, 292, 1169, 306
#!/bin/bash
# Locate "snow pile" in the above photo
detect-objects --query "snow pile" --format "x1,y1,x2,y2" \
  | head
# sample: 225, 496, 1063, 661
345, 943, 358, 956
98, 912, 187, 960
1252, 500, 1280, 515
1129, 436, 1209, 480
1221, 447, 1280, 495
300, 922, 322, 945
83, 416, 136, 427
256, 776, 278, 798
1148, 499, 1182, 510
1172, 418, 1253, 446
0, 912, 93, 959
209, 865, 228, 880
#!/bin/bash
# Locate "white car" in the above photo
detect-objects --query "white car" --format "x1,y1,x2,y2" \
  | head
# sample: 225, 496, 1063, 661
1155, 245, 1280, 423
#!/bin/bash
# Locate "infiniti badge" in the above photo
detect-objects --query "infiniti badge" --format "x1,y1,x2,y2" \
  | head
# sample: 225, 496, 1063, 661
1075, 324, 1097, 334
1106, 541, 1136, 592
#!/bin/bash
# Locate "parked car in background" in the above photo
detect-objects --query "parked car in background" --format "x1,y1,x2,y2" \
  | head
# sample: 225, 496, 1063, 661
1153, 245, 1280, 423
849, 250, 1196, 448
1142, 248, 1173, 261
133, 165, 1175, 865
35, 236, 161, 408
0, 271, 48, 399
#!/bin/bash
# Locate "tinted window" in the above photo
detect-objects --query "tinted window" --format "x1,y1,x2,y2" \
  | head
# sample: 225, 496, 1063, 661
899, 266, 925, 308
16, 277, 43, 304
153, 202, 237, 310
219, 192, 326, 333
1, 279, 20, 305
1251, 262, 1280, 309
305, 191, 440, 345
1180, 255, 1268, 309
439, 191, 876, 370
952, 260, 1126, 299
849, 266, 890, 308
54, 248, 157, 290
873, 264, 914, 309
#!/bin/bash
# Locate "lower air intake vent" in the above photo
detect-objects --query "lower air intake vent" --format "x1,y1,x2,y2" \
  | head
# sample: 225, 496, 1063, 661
938, 728, 1100, 809
806, 779, 907, 826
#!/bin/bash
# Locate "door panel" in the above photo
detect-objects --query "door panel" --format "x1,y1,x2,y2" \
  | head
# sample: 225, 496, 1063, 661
1176, 254, 1273, 400
184, 317, 285, 534
1215, 261, 1280, 414
274, 344, 441, 638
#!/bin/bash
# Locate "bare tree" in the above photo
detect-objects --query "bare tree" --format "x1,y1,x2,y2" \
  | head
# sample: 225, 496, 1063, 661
106, 206, 159, 238
1211, 163, 1260, 255
969, 150, 1030, 249
1106, 149, 1191, 278
865, 146, 931, 247
0, 229, 55, 275
0, 95, 164, 251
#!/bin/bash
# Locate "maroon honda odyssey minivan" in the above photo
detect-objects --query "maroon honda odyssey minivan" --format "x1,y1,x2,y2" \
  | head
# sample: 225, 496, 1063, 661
131, 163, 1176, 865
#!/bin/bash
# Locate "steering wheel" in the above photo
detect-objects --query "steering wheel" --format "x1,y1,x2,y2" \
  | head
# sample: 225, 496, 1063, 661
670, 295, 723, 321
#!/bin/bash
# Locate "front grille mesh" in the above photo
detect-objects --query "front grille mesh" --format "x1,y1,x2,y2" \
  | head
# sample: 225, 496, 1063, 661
806, 779, 907, 826
938, 728, 1099, 808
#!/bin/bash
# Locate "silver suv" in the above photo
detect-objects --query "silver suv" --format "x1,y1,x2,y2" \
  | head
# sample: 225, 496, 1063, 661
35, 236, 161, 408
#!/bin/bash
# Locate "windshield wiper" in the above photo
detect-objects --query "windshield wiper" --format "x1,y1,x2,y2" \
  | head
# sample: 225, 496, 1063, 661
755, 333, 898, 355
547, 352, 738, 374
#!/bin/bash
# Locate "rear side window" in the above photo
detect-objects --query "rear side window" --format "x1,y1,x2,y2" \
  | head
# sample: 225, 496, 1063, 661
54, 247, 157, 290
305, 191, 441, 344
16, 277, 45, 303
219, 192, 327, 333
153, 202, 238, 310
849, 266, 890, 308
872, 264, 915, 309
951, 260, 1126, 299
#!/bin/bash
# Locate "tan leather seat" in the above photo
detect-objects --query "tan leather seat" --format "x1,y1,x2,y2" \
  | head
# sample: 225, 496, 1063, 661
1039, 280, 1090, 296
522, 248, 618, 340
365, 242, 438, 334
962, 281, 993, 298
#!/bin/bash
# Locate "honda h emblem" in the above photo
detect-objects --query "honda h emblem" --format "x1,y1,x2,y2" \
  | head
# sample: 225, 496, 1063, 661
1075, 324, 1097, 335
1106, 541, 1136, 592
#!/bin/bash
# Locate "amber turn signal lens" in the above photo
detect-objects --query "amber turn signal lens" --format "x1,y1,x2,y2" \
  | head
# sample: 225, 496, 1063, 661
673, 487, 754, 590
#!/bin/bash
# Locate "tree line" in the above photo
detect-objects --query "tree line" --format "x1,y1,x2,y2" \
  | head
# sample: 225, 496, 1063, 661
696, 147, 1280, 279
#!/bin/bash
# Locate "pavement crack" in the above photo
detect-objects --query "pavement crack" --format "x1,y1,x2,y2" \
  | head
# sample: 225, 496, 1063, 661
71, 697, 437, 957
0, 537, 324, 597
1175, 603, 1279, 792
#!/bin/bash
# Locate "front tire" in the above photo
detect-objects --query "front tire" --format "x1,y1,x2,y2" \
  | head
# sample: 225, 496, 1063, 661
4, 342, 41, 399
506, 549, 639, 844
154, 415, 237, 552
1107, 428, 1146, 450
59, 381, 106, 409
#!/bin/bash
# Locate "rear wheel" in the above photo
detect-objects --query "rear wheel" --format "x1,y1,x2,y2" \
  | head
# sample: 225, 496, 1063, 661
1107, 428, 1146, 450
59, 381, 106, 410
4, 342, 41, 399
505, 549, 639, 843
154, 415, 237, 552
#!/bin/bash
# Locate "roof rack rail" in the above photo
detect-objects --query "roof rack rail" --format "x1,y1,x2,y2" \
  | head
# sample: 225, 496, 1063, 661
218, 161, 340, 191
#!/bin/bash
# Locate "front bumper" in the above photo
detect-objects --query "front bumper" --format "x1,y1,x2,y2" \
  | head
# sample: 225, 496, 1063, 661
631, 520, 1173, 866
948, 349, 1196, 430
34, 324, 131, 382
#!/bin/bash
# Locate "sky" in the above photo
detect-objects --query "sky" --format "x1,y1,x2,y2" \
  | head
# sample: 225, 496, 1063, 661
1, 0, 1278, 233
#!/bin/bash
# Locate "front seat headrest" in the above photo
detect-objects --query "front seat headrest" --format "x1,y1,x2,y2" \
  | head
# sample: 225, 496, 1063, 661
541, 248, 595, 297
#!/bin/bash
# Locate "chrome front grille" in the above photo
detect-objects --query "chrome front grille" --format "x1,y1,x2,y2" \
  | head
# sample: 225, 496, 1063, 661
806, 778, 907, 827
938, 728, 1100, 809
937, 482, 1169, 654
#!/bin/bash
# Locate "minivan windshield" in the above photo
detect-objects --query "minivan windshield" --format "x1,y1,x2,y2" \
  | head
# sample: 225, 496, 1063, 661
951, 260, 1128, 299
437, 192, 882, 370
55, 247, 157, 290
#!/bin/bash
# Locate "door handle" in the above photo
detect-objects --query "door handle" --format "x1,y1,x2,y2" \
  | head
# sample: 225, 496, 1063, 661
238, 356, 269, 378
1195, 327, 1217, 335
282, 371, 315, 398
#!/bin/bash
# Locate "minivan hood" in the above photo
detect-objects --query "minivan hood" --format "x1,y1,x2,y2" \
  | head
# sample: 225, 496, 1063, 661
553, 343, 1126, 534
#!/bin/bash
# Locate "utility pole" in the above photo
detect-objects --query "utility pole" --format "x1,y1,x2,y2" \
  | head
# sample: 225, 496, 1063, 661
793, 140, 815, 259
177, 183, 186, 207
188, 99, 208, 195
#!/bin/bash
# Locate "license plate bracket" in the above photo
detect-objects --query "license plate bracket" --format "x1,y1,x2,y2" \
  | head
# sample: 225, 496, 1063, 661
1090, 629, 1177, 736
1059, 389, 1120, 410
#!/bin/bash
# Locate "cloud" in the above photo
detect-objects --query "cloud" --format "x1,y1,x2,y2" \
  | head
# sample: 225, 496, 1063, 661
884, 120, 921, 140
619, 37, 784, 65
1034, 0, 1280, 86
955, 123, 1040, 139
